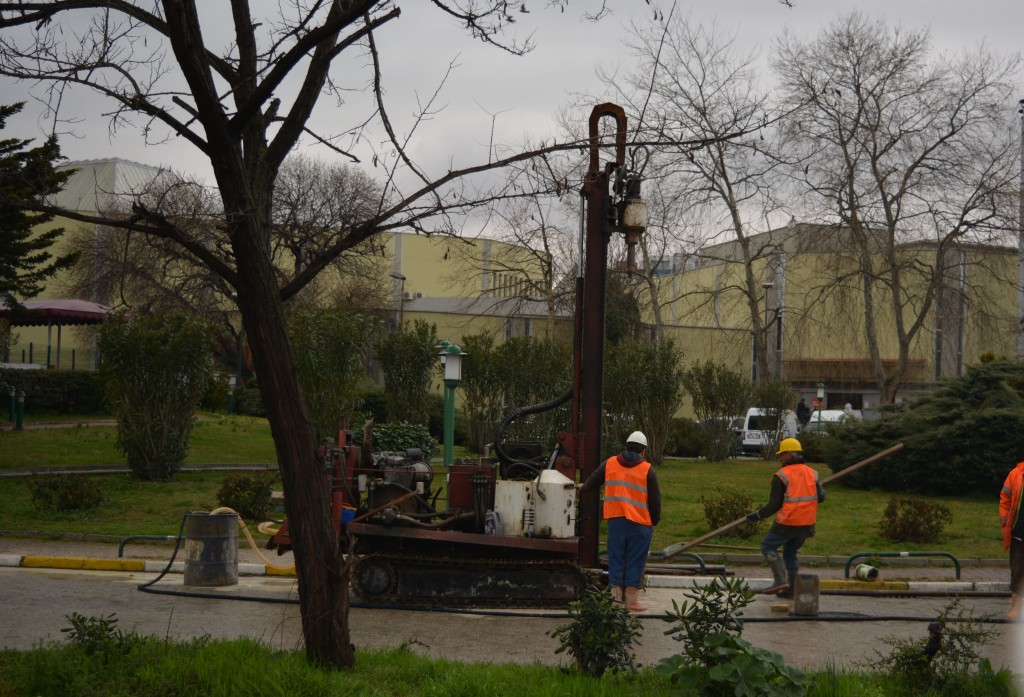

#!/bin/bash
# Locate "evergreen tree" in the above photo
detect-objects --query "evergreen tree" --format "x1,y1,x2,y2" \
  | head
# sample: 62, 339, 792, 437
0, 102, 78, 308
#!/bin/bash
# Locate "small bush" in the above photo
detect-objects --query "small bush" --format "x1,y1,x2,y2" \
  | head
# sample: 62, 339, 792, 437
797, 431, 827, 463
216, 471, 275, 521
666, 418, 708, 458
700, 487, 760, 539
369, 421, 438, 461
658, 575, 808, 696
28, 474, 103, 513
880, 496, 953, 543
869, 599, 1011, 695
547, 585, 643, 677
61, 613, 136, 658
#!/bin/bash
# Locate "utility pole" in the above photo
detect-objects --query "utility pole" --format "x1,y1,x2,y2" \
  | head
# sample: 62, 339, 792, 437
1017, 99, 1024, 362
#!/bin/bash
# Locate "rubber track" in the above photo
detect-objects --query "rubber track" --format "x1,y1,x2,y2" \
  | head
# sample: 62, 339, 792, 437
351, 552, 588, 609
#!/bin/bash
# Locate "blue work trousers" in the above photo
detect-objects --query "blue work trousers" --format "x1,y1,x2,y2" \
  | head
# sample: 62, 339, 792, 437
760, 531, 806, 572
606, 516, 653, 588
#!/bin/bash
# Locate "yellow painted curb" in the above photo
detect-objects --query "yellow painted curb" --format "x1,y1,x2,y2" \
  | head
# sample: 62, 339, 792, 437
819, 579, 908, 591
265, 565, 296, 576
21, 556, 145, 572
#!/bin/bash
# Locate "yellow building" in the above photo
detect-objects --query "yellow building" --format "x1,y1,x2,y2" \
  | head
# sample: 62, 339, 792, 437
5, 159, 570, 370
657, 222, 1019, 411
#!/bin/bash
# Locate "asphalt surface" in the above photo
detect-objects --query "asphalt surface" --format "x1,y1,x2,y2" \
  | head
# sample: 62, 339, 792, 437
1, 535, 1021, 678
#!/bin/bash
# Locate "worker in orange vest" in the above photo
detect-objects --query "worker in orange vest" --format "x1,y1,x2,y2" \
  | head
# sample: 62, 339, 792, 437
999, 460, 1024, 620
746, 437, 826, 597
580, 430, 661, 612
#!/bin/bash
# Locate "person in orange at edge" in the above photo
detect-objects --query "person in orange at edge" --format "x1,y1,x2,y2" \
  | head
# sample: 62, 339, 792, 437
579, 431, 661, 612
999, 460, 1024, 620
746, 437, 825, 598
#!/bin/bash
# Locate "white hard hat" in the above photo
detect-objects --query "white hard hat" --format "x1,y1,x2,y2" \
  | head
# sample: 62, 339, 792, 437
626, 431, 648, 448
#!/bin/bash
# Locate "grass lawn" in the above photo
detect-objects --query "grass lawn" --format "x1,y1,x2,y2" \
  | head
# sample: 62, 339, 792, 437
0, 415, 1005, 559
0, 414, 276, 469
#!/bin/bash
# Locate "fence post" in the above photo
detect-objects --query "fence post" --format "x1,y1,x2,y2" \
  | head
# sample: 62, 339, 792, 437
15, 389, 24, 430
7, 384, 14, 422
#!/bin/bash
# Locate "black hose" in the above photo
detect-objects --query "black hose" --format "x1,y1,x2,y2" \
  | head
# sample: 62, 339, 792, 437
492, 386, 573, 464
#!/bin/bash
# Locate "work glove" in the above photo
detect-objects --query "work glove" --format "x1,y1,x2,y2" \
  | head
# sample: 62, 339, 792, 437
745, 512, 760, 522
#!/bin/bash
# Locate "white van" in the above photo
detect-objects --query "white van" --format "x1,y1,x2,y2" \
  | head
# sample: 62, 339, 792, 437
733, 408, 799, 455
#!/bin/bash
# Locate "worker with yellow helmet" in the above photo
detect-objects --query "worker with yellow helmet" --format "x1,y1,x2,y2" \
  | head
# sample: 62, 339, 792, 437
745, 437, 826, 597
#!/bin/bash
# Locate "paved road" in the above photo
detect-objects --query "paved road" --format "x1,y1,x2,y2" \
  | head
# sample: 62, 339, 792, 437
2, 565, 1021, 678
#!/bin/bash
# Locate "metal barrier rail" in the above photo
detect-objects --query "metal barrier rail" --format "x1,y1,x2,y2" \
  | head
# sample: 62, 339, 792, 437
844, 551, 960, 580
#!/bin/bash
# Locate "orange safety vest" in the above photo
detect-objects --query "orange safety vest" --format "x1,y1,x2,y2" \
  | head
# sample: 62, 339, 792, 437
774, 463, 819, 526
1000, 461, 1024, 551
602, 456, 653, 526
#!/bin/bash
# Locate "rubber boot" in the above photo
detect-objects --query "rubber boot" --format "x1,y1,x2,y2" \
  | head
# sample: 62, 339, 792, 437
625, 586, 648, 612
761, 559, 790, 595
777, 570, 797, 599
610, 586, 624, 605
1009, 593, 1022, 621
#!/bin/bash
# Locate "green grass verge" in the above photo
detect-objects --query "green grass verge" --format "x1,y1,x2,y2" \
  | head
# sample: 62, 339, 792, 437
0, 636, 1012, 697
0, 414, 276, 469
0, 418, 1006, 560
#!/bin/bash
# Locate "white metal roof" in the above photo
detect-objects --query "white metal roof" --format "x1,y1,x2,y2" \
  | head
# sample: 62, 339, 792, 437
53, 158, 169, 214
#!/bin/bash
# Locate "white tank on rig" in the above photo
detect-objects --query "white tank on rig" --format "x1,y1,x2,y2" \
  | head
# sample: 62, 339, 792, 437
491, 469, 577, 539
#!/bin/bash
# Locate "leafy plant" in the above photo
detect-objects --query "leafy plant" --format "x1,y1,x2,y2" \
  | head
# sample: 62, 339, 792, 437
369, 420, 438, 461
880, 496, 952, 543
700, 488, 760, 539
216, 471, 275, 521
869, 599, 1010, 695
373, 320, 439, 425
98, 310, 217, 481
287, 304, 380, 442
547, 585, 643, 677
61, 612, 136, 658
683, 361, 753, 462
658, 575, 808, 696
28, 473, 103, 512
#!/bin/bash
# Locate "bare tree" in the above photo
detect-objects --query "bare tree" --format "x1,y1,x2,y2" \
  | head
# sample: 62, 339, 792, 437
0, 0, 582, 669
448, 156, 579, 339
596, 14, 790, 381
774, 12, 1020, 402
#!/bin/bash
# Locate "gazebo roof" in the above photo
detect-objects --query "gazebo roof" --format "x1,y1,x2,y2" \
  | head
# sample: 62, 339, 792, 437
0, 299, 115, 327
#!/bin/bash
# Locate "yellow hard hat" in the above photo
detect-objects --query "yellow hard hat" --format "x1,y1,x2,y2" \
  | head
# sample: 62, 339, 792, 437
776, 437, 803, 455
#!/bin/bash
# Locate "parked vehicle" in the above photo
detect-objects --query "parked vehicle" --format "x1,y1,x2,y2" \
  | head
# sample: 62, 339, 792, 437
733, 408, 799, 455
802, 408, 861, 436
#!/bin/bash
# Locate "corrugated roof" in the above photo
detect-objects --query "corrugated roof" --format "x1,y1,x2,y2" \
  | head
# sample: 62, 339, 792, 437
53, 158, 168, 214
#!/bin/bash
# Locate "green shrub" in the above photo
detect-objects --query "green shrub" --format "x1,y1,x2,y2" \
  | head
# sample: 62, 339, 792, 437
824, 361, 1024, 495
28, 474, 103, 512
700, 487, 760, 539
98, 310, 216, 481
61, 613, 136, 658
0, 368, 105, 415
666, 418, 707, 458
869, 600, 1011, 695
547, 585, 643, 677
216, 471, 275, 521
658, 576, 808, 696
797, 430, 827, 463
233, 380, 266, 417
369, 421, 438, 460
880, 496, 952, 543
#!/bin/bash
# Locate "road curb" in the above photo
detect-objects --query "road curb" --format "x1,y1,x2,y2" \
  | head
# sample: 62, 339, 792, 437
0, 552, 1008, 592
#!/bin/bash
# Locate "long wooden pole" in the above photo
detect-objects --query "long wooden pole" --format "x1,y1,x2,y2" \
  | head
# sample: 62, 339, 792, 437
659, 442, 904, 559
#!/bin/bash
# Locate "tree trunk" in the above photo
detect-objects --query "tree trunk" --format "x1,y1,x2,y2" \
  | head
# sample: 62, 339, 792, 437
233, 224, 353, 669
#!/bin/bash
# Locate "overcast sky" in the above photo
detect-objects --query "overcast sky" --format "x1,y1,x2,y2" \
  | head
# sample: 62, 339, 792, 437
3, 0, 1023, 185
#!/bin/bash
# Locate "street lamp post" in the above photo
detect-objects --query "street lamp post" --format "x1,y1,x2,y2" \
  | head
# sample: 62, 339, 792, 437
437, 341, 466, 467
817, 383, 825, 430
390, 273, 406, 328
762, 282, 774, 381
